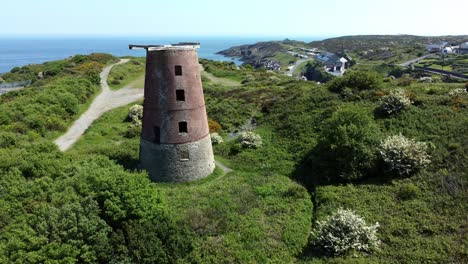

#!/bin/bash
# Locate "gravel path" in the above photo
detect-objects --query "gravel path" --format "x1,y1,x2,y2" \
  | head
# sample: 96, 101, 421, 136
54, 59, 144, 151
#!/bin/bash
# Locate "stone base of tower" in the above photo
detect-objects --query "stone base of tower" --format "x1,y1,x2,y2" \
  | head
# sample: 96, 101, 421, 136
139, 135, 215, 182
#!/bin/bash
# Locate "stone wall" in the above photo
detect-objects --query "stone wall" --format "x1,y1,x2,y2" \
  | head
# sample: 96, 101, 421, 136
140, 134, 215, 182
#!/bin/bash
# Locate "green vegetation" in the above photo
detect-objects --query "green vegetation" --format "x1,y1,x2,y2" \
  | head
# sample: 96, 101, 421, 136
309, 35, 467, 64
416, 54, 468, 74
300, 61, 333, 82
200, 59, 245, 82
107, 58, 145, 89
0, 53, 467, 263
0, 53, 117, 139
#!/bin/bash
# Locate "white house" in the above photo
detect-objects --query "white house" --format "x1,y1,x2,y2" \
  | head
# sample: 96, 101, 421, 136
316, 52, 348, 73
443, 47, 454, 54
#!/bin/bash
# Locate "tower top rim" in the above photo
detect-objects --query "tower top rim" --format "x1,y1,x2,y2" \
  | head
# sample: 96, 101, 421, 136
129, 43, 200, 51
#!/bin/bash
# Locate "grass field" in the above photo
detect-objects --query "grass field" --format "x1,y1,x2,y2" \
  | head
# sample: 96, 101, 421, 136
108, 58, 145, 90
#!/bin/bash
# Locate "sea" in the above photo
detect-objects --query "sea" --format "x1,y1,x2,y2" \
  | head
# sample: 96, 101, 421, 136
0, 36, 323, 74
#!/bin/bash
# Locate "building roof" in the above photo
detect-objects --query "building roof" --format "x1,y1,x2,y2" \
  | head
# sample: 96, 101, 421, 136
129, 43, 200, 51
316, 52, 341, 66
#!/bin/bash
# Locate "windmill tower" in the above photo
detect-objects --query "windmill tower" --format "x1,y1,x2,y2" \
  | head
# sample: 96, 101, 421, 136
130, 43, 215, 182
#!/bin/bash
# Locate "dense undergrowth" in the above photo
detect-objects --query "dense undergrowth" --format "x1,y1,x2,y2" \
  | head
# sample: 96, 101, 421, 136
0, 55, 466, 263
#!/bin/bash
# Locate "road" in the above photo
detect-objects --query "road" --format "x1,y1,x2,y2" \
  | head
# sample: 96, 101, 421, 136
287, 58, 313, 76
54, 59, 144, 151
399, 54, 431, 67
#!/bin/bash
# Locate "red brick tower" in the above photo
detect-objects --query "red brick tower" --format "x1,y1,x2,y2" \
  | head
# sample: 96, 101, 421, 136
130, 43, 215, 182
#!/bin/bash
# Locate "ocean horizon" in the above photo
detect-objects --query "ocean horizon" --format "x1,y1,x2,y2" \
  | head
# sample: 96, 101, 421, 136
0, 36, 325, 74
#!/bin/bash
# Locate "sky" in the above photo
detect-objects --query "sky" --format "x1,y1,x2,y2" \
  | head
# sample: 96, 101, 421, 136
2, 0, 467, 37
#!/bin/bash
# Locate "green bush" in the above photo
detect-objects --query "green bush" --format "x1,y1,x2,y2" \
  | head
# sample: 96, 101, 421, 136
397, 183, 421, 200
308, 105, 381, 182
310, 208, 380, 256
379, 134, 431, 176
328, 71, 381, 93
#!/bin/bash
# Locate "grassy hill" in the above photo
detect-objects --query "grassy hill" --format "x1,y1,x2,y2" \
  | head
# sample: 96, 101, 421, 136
0, 53, 467, 263
308, 35, 468, 64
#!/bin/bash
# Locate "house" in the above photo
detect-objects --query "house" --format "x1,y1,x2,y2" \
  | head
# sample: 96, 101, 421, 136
426, 42, 447, 53
459, 42, 468, 54
315, 52, 348, 73
443, 47, 454, 54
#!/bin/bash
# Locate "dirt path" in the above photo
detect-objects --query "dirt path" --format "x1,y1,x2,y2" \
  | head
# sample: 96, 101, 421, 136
54, 59, 144, 151
287, 58, 313, 76
215, 160, 233, 173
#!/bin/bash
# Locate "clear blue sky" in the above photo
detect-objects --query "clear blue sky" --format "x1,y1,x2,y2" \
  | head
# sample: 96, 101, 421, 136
2, 0, 467, 37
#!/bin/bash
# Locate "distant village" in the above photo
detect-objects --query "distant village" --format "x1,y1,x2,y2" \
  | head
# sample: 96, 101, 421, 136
426, 41, 468, 54
256, 40, 468, 80
262, 48, 350, 77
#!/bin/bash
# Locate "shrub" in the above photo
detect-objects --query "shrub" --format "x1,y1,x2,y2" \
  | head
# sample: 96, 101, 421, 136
397, 76, 413, 87
10, 67, 20, 73
238, 131, 262, 149
311, 208, 380, 256
128, 104, 143, 125
328, 71, 381, 93
379, 89, 412, 116
418, 77, 433, 83
208, 118, 222, 133
311, 105, 380, 181
125, 124, 141, 138
397, 183, 420, 200
448, 88, 466, 96
379, 134, 431, 176
210, 133, 223, 145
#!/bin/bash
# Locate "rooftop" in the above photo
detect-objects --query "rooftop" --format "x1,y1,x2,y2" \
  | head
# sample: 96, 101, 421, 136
129, 42, 200, 51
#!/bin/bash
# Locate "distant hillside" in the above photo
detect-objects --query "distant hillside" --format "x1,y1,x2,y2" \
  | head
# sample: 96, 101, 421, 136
218, 35, 468, 67
308, 35, 468, 62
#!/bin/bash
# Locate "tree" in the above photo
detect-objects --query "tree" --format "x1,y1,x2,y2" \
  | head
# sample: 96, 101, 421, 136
307, 105, 380, 182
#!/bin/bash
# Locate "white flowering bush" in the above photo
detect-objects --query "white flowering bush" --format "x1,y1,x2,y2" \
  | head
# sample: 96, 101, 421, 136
311, 208, 380, 256
379, 89, 411, 116
128, 104, 143, 126
448, 88, 466, 96
379, 134, 431, 176
238, 131, 262, 149
210, 133, 224, 145
418, 76, 433, 83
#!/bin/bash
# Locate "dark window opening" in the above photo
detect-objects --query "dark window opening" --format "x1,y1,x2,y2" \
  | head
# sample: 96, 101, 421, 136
180, 150, 189, 161
175, 65, 182, 76
176, 89, 185, 101
178, 121, 188, 133
153, 126, 160, 144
